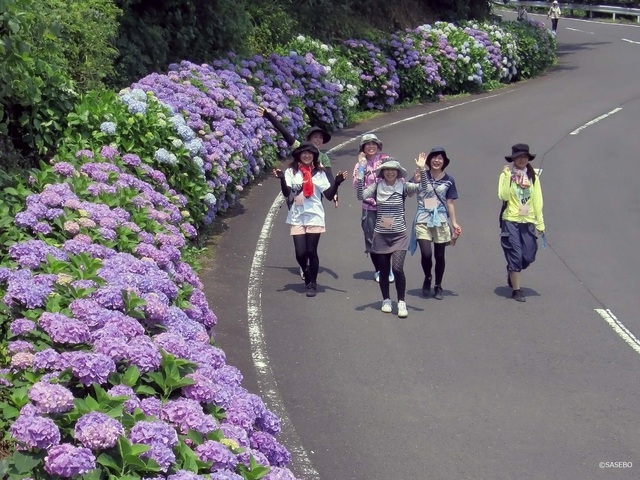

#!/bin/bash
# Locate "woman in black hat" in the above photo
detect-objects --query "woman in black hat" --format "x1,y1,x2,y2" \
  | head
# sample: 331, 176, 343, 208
273, 142, 348, 297
258, 105, 338, 280
499, 143, 545, 302
409, 148, 461, 300
258, 106, 334, 185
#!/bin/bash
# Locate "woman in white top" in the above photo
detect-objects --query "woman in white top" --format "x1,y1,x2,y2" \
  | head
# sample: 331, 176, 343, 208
547, 0, 562, 32
273, 142, 347, 297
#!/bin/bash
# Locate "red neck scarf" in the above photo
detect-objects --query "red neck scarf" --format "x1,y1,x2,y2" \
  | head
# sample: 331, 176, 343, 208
299, 164, 314, 198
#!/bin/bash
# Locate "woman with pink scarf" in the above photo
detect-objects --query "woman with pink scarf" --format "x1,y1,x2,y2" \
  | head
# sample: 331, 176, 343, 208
351, 133, 391, 283
498, 143, 545, 302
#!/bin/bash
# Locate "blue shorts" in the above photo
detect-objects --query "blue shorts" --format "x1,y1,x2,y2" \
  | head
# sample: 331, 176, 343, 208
500, 221, 538, 272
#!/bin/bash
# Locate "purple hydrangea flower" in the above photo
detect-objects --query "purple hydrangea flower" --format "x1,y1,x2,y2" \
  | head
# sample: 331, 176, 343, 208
10, 414, 61, 450
9, 318, 36, 336
32, 348, 62, 371
28, 382, 75, 414
8, 340, 34, 353
143, 443, 176, 472
140, 397, 163, 417
250, 431, 291, 467
129, 420, 178, 448
108, 384, 141, 413
59, 351, 116, 385
167, 471, 209, 480
39, 312, 91, 345
194, 440, 237, 469
75, 412, 125, 450
219, 423, 250, 448
263, 467, 299, 480
44, 443, 96, 478
160, 397, 217, 435
210, 470, 244, 480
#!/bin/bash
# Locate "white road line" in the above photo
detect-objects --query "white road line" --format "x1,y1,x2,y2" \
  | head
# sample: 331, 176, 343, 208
569, 107, 622, 135
595, 309, 640, 355
566, 27, 594, 34
247, 91, 511, 478
622, 38, 640, 45
247, 196, 320, 480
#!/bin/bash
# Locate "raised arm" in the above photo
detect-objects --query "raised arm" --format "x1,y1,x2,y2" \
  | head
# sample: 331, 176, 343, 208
323, 171, 347, 200
498, 166, 512, 201
272, 168, 291, 197
258, 106, 296, 147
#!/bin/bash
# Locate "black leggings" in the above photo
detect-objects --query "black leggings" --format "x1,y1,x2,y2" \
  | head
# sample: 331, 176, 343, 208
293, 233, 321, 283
418, 240, 446, 286
372, 251, 407, 301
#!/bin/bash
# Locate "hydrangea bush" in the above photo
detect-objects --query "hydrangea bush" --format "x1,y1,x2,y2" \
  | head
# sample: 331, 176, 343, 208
341, 39, 401, 110
382, 29, 444, 102
279, 35, 361, 127
0, 19, 555, 480
0, 151, 296, 479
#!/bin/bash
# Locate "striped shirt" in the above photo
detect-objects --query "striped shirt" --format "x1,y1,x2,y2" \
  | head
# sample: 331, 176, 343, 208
357, 179, 419, 234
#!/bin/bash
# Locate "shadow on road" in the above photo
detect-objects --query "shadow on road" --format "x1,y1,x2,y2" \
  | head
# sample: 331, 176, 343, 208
406, 287, 459, 300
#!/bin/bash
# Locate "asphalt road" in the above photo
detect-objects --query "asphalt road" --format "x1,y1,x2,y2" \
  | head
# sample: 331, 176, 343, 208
205, 14, 640, 480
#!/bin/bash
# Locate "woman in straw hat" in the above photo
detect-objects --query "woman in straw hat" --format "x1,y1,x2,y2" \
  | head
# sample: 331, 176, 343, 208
273, 142, 348, 298
499, 143, 545, 302
352, 133, 391, 283
356, 158, 419, 318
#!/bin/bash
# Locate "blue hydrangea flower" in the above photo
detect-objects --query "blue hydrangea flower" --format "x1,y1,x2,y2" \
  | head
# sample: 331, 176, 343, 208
100, 122, 117, 135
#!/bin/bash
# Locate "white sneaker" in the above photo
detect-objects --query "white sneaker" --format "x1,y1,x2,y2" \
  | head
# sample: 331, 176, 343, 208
389, 271, 395, 283
397, 301, 408, 318
374, 271, 380, 283
381, 298, 392, 313
300, 267, 305, 280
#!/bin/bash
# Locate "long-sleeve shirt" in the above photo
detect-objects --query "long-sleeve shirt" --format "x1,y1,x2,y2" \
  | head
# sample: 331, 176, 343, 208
498, 170, 545, 231
357, 178, 419, 234
548, 6, 561, 19
351, 154, 388, 211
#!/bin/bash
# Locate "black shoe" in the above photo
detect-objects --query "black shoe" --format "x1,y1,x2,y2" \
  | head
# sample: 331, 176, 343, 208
512, 289, 525, 302
306, 283, 317, 297
422, 276, 432, 297
434, 285, 444, 300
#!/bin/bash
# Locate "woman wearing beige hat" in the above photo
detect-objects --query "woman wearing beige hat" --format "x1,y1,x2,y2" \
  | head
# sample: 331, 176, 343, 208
356, 158, 419, 317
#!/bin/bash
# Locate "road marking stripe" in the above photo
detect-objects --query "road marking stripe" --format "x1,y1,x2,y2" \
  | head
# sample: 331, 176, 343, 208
567, 27, 594, 34
247, 90, 509, 477
569, 107, 622, 135
622, 38, 640, 45
248, 197, 320, 479
595, 309, 640, 355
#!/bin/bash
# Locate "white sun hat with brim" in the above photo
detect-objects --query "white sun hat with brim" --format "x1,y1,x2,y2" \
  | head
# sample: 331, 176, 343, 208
375, 158, 407, 179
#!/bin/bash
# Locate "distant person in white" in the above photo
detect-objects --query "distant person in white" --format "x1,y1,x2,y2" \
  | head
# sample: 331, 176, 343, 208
547, 1, 562, 32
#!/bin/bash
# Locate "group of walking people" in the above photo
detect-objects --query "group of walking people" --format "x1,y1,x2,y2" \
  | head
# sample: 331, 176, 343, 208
259, 107, 545, 316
